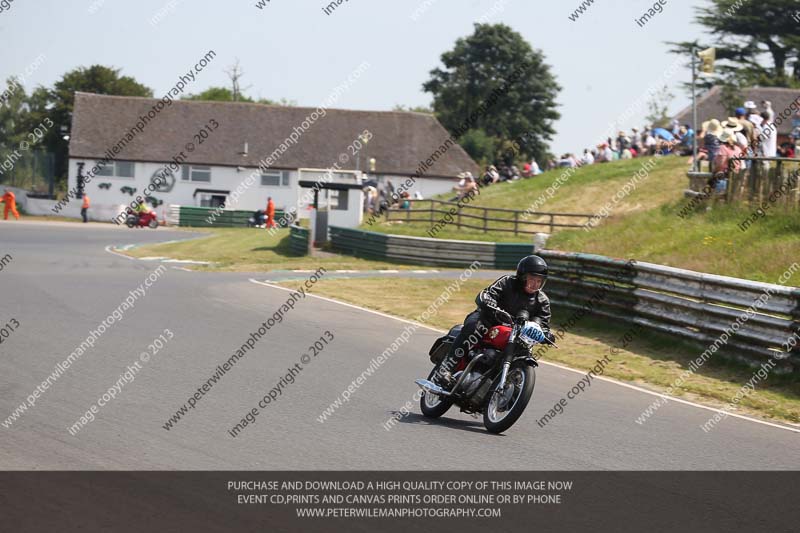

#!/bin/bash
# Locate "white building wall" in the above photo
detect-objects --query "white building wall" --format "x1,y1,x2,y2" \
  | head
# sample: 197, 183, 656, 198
66, 159, 460, 224
67, 159, 301, 216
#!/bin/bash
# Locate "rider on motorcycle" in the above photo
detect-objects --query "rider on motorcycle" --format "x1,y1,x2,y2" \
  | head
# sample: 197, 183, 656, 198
133, 200, 151, 216
437, 255, 554, 385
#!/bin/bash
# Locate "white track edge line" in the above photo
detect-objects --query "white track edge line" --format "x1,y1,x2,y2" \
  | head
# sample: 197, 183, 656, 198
249, 278, 800, 435
104, 245, 136, 260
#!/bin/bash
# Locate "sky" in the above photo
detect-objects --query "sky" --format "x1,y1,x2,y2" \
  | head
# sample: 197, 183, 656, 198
1, 0, 707, 157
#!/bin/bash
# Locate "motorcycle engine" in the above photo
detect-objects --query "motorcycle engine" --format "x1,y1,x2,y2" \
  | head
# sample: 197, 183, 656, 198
469, 379, 494, 410
454, 371, 484, 397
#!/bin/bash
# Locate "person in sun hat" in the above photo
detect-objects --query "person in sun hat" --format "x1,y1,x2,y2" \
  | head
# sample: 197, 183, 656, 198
713, 129, 742, 183
744, 100, 763, 129
704, 119, 724, 170
722, 117, 749, 151
632, 127, 642, 152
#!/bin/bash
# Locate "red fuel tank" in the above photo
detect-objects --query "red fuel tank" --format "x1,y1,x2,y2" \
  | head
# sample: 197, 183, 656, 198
481, 325, 512, 350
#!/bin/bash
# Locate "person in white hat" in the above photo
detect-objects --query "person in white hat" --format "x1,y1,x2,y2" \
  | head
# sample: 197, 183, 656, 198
703, 119, 724, 172
707, 129, 737, 195
760, 101, 777, 158
715, 129, 742, 176
722, 118, 749, 151
453, 172, 467, 200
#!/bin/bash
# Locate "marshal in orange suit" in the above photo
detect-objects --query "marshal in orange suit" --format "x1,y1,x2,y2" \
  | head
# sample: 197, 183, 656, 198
1, 188, 20, 220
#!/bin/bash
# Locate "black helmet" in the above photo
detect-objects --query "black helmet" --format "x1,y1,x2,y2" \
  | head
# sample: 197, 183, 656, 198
516, 255, 548, 278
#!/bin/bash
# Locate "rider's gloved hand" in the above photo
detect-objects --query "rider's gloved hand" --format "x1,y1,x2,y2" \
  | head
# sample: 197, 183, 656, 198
495, 309, 513, 325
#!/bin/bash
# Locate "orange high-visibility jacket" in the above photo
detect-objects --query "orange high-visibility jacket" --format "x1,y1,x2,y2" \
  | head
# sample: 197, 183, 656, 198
266, 199, 275, 217
0, 191, 16, 206
82, 195, 90, 209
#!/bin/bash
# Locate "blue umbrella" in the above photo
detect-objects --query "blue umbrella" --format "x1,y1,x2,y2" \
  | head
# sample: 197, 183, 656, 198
653, 127, 675, 141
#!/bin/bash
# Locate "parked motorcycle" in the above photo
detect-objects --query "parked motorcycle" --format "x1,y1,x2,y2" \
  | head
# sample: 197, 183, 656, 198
415, 310, 550, 434
125, 209, 159, 229
247, 210, 266, 228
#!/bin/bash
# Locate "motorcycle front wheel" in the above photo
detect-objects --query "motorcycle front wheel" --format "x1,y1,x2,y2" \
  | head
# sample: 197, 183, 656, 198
483, 362, 535, 434
148, 218, 158, 229
419, 365, 453, 418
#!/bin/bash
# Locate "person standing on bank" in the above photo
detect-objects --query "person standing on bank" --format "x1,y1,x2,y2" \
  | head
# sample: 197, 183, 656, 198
1, 188, 20, 221
265, 197, 277, 229
81, 194, 90, 223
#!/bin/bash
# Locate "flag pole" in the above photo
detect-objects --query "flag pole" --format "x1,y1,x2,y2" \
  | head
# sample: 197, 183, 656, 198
691, 45, 698, 172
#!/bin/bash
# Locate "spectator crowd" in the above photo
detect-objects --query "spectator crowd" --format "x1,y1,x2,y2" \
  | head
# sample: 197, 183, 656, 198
360, 98, 800, 217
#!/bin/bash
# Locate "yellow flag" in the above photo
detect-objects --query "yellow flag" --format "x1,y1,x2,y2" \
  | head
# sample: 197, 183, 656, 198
698, 47, 715, 74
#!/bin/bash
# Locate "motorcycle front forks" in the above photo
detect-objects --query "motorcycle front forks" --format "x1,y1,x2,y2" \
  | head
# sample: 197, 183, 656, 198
494, 361, 512, 394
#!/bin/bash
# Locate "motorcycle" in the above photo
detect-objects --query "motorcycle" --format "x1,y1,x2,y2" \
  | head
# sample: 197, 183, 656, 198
125, 209, 159, 229
415, 310, 551, 434
247, 210, 266, 228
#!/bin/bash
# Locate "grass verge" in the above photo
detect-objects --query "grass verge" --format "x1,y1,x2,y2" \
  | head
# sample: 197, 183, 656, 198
548, 201, 800, 283
283, 277, 800, 425
124, 227, 422, 272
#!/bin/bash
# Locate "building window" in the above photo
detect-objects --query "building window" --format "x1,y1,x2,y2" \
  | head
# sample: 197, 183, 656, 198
116, 161, 135, 177
182, 165, 211, 182
197, 193, 227, 208
95, 160, 135, 178
260, 171, 289, 187
330, 189, 348, 210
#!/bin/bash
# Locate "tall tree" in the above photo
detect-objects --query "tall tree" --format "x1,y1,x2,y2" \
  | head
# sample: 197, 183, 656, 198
0, 77, 29, 153
392, 104, 434, 114
644, 85, 675, 128
423, 23, 560, 164
183, 86, 295, 106
183, 87, 252, 102
27, 65, 152, 183
224, 59, 251, 102
669, 0, 800, 91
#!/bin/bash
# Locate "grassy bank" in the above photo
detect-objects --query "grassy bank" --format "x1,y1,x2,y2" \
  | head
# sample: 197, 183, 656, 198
363, 156, 689, 242
548, 202, 800, 283
363, 156, 799, 283
124, 227, 420, 271
285, 277, 800, 425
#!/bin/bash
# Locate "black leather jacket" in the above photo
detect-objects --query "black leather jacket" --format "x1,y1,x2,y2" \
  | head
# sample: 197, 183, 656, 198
475, 275, 552, 335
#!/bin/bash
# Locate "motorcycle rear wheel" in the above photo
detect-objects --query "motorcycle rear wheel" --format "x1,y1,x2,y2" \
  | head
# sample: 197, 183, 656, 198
419, 365, 453, 418
483, 362, 535, 434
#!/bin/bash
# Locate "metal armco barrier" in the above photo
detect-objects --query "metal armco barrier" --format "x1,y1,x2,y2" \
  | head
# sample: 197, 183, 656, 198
540, 251, 800, 371
326, 227, 799, 370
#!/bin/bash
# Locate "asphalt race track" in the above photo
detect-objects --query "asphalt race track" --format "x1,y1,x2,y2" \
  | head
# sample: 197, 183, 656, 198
1, 221, 798, 470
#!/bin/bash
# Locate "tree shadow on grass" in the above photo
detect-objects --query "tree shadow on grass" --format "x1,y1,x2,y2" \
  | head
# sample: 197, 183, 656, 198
251, 233, 299, 258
